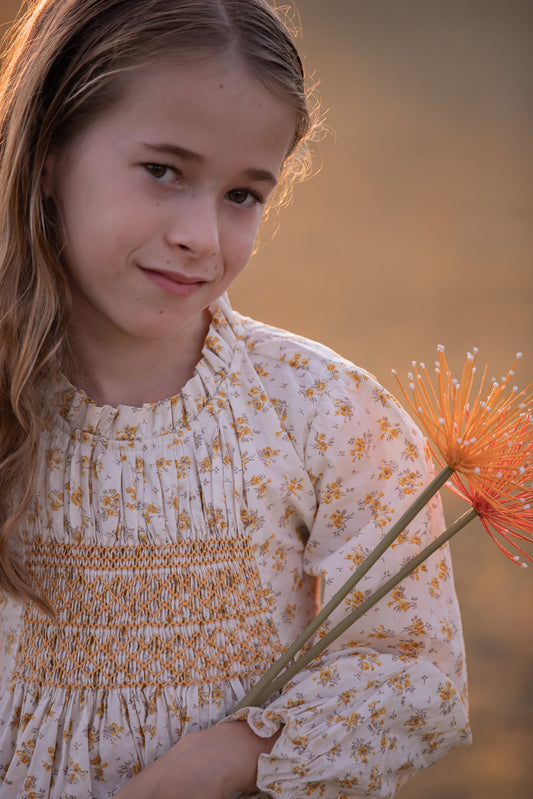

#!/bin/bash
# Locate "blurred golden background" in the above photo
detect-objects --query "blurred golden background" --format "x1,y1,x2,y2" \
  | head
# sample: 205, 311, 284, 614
1, 0, 532, 796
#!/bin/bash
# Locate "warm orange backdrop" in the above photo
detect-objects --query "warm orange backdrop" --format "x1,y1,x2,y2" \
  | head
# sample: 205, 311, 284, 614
1, 1, 532, 797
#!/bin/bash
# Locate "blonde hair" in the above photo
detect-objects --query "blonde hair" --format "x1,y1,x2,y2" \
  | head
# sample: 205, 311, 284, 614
0, 0, 320, 608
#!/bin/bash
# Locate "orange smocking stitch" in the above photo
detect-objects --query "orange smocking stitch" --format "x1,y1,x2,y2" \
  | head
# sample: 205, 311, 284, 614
15, 538, 283, 689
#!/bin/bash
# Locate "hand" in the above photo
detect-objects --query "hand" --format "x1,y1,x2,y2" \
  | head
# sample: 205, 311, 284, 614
113, 720, 281, 799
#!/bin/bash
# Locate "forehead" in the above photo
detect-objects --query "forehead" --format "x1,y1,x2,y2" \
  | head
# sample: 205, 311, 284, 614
63, 55, 297, 172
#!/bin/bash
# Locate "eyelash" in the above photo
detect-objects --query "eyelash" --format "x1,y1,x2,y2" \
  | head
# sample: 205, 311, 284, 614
144, 163, 180, 183
226, 188, 264, 207
143, 163, 264, 208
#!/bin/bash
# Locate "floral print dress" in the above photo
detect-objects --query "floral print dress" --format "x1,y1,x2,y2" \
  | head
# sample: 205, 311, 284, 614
0, 295, 471, 798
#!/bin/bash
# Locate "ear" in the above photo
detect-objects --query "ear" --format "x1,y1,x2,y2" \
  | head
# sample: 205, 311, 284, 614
41, 152, 57, 200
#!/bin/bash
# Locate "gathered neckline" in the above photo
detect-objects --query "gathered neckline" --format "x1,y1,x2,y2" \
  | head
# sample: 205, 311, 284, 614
52, 295, 242, 439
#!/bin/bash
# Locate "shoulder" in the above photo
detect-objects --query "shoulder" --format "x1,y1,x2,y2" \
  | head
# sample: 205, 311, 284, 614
233, 310, 419, 437
235, 308, 365, 385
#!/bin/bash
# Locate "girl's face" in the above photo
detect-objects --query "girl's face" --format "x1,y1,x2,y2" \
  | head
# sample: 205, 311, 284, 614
43, 55, 296, 354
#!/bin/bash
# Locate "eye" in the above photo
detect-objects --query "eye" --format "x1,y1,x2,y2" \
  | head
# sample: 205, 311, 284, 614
226, 188, 264, 208
144, 163, 180, 183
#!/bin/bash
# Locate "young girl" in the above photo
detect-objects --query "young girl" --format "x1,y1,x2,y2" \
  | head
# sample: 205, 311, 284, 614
0, 1, 471, 796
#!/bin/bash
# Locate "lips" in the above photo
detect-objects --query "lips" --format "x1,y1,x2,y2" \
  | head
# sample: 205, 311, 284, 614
139, 266, 207, 297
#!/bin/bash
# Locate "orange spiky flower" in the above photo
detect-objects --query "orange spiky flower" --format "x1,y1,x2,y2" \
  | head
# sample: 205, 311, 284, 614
447, 410, 533, 564
450, 476, 533, 565
394, 347, 533, 564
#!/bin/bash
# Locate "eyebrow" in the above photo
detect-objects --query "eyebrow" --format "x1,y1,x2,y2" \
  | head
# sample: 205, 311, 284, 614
142, 142, 279, 187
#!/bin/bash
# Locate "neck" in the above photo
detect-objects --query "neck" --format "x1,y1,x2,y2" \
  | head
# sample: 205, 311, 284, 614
65, 310, 211, 407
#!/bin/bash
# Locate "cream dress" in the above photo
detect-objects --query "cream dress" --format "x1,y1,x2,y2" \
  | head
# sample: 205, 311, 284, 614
0, 296, 471, 798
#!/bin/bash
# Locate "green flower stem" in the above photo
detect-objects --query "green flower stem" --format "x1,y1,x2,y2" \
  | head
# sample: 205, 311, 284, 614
254, 505, 478, 706
231, 465, 453, 713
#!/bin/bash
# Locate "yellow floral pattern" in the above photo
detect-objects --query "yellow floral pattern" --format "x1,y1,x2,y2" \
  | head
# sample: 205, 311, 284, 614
0, 295, 470, 798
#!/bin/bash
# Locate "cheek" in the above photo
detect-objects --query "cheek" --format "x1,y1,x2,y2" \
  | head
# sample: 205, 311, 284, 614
223, 215, 263, 273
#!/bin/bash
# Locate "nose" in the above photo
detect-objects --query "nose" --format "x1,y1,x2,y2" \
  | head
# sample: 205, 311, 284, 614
165, 194, 220, 259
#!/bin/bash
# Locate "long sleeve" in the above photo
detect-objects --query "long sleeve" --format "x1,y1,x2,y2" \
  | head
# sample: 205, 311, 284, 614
224, 328, 471, 798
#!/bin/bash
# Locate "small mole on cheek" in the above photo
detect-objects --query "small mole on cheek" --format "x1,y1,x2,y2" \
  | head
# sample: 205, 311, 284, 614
218, 83, 224, 89
159, 310, 164, 315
